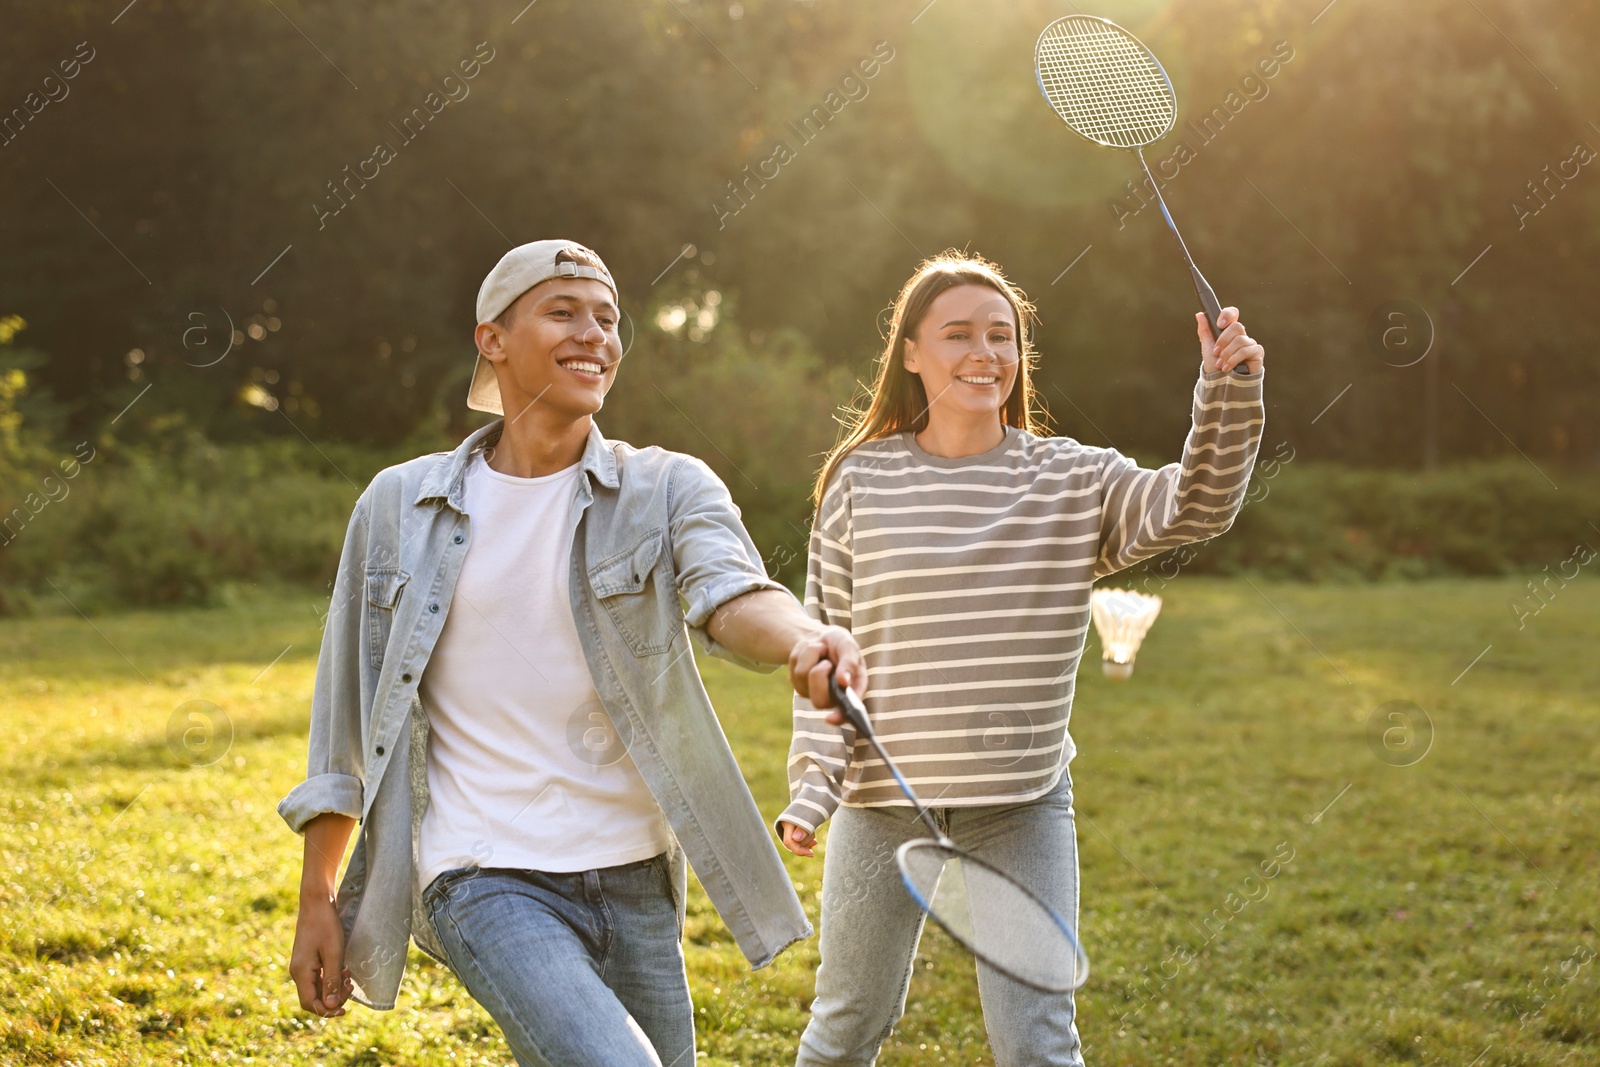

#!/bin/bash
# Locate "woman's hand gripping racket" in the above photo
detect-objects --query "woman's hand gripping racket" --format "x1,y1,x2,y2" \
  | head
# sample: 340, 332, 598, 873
825, 673, 1090, 993
1035, 14, 1251, 374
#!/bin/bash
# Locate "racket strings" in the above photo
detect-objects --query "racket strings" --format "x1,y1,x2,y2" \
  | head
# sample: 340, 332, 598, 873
901, 842, 1088, 992
1037, 19, 1175, 148
1037, 27, 1171, 140
1038, 32, 1171, 145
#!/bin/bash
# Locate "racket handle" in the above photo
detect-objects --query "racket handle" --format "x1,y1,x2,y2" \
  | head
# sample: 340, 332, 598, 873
1190, 264, 1249, 374
827, 672, 874, 739
1192, 265, 1223, 338
1190, 266, 1253, 375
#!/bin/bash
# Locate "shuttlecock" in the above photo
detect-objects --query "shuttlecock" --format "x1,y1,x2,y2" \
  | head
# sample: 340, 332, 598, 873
1090, 588, 1163, 679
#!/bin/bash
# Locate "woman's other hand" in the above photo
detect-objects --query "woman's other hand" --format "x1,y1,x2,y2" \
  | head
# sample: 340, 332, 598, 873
779, 821, 818, 858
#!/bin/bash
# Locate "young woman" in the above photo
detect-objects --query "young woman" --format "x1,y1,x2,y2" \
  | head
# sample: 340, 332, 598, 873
777, 251, 1265, 1066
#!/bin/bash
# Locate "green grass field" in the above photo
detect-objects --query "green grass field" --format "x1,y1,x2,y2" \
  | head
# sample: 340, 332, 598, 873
2, 577, 1596, 1066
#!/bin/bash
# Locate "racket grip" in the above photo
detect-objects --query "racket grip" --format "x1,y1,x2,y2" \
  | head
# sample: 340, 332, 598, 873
1193, 267, 1223, 336
827, 673, 874, 738
1192, 266, 1249, 375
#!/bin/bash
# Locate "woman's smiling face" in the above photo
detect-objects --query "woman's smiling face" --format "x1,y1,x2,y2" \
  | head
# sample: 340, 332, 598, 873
902, 283, 1021, 422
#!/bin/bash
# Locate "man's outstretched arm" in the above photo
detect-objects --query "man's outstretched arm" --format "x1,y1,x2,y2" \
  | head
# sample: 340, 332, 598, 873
668, 453, 866, 704
706, 588, 865, 711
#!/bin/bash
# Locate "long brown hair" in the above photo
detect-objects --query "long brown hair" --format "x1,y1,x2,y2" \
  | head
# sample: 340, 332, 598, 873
813, 250, 1049, 507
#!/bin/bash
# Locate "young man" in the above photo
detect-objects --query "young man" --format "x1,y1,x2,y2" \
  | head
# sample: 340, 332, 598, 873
280, 240, 865, 1067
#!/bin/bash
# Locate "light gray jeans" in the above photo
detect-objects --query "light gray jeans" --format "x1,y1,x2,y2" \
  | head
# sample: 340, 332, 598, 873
795, 770, 1084, 1067
424, 854, 693, 1067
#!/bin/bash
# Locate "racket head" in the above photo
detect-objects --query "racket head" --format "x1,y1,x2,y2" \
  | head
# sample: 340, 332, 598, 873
897, 839, 1090, 993
1034, 15, 1177, 150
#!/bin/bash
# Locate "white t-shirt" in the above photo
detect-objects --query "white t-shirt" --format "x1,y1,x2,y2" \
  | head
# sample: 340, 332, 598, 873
416, 452, 671, 893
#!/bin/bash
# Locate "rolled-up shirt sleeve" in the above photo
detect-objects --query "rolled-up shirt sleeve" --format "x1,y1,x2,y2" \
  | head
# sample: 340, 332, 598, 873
668, 454, 792, 671
277, 488, 372, 833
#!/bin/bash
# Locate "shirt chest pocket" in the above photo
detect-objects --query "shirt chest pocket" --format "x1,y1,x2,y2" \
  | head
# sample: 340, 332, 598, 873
587, 528, 679, 657
365, 566, 410, 670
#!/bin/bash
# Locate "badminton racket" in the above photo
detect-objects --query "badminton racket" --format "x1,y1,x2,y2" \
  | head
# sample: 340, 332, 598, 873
1035, 14, 1249, 372
827, 673, 1090, 993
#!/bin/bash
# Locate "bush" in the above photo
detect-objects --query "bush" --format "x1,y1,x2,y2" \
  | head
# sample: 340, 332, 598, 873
7, 441, 1598, 615
0, 433, 379, 614
4, 296, 1596, 614
1125, 459, 1600, 585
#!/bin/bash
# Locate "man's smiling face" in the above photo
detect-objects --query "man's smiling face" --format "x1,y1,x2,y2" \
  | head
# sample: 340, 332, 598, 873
477, 277, 623, 422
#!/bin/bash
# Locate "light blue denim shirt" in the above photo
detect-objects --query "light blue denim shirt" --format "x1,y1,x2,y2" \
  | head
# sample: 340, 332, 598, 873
277, 419, 812, 1010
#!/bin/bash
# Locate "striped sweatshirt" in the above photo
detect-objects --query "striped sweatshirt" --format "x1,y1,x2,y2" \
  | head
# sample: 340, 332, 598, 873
779, 366, 1265, 834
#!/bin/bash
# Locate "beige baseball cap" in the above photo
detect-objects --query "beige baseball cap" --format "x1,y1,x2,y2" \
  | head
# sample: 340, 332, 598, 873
466, 239, 618, 415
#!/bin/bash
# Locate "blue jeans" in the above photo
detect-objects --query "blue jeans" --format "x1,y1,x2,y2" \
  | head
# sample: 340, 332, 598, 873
423, 853, 694, 1067
795, 771, 1084, 1067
